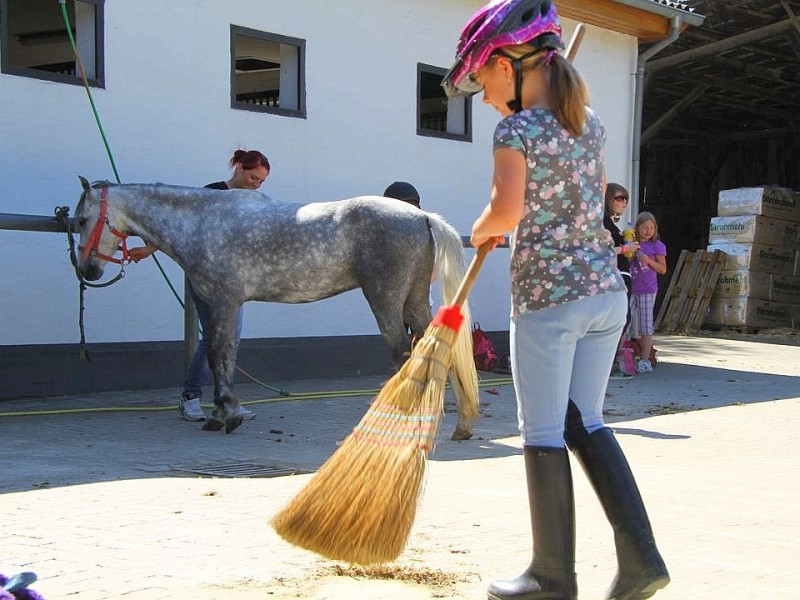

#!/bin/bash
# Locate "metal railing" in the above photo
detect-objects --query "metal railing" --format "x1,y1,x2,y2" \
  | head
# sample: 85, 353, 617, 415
0, 211, 72, 233
0, 211, 200, 367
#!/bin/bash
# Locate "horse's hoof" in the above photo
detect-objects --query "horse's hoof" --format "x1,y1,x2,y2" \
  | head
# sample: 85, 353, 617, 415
202, 418, 225, 431
225, 414, 244, 434
451, 427, 473, 441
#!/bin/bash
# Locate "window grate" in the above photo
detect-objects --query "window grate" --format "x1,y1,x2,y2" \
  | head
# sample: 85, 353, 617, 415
170, 462, 310, 479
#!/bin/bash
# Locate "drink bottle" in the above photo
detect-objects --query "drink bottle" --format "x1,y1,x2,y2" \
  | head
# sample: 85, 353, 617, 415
622, 223, 636, 258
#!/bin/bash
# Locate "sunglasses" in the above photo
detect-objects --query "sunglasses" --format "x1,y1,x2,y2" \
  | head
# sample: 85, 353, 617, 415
614, 195, 629, 203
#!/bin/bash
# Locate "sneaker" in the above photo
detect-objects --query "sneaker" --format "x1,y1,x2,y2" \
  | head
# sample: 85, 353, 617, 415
636, 359, 653, 373
237, 405, 256, 420
609, 369, 633, 380
179, 397, 207, 422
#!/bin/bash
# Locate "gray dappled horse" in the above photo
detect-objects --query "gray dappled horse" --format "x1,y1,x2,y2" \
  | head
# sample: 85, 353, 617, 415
74, 177, 478, 436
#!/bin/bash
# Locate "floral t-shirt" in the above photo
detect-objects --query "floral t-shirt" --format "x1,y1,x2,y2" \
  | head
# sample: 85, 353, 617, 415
494, 107, 625, 317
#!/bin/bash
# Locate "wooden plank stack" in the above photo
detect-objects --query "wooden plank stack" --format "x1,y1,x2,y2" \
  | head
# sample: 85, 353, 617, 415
704, 186, 800, 331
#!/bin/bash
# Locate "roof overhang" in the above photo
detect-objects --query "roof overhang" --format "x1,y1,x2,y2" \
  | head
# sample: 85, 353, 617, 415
557, 0, 705, 41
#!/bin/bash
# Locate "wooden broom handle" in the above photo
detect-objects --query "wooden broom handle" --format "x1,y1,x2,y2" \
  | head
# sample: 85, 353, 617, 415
451, 242, 491, 309
565, 23, 585, 62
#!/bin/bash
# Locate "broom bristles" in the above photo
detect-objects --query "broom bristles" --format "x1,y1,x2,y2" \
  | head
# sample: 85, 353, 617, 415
271, 439, 426, 564
271, 322, 457, 565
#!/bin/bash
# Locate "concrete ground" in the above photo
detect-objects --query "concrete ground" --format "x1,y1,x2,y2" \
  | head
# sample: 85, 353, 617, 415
1, 333, 799, 599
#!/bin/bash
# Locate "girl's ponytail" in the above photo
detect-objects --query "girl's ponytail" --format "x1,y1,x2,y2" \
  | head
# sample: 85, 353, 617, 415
547, 54, 589, 137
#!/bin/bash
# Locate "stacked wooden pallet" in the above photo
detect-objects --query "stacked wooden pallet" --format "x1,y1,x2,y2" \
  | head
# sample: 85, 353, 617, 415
655, 248, 726, 334
704, 186, 800, 331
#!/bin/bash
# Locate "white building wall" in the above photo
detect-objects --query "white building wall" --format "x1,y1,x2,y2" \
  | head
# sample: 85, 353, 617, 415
0, 0, 638, 346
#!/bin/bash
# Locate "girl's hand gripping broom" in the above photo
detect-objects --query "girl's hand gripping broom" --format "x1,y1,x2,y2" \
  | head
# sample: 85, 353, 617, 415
271, 242, 492, 565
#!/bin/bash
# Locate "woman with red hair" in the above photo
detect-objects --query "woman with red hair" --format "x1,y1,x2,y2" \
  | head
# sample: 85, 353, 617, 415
129, 149, 271, 423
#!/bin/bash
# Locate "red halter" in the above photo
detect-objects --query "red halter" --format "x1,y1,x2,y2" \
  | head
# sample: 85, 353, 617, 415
79, 186, 131, 265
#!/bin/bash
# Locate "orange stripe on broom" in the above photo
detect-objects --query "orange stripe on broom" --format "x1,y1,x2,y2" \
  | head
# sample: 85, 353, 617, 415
271, 242, 492, 565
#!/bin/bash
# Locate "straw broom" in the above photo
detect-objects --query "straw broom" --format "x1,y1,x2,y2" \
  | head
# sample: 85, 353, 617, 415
271, 243, 491, 565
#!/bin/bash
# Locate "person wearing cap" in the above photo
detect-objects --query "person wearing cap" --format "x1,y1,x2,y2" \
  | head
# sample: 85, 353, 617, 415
383, 181, 428, 335
383, 181, 421, 208
443, 1, 669, 599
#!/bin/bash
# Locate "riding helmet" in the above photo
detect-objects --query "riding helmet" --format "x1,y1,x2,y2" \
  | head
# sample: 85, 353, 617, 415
441, 0, 563, 98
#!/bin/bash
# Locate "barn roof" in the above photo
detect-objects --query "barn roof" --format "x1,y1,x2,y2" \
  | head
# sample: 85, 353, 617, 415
641, 0, 800, 143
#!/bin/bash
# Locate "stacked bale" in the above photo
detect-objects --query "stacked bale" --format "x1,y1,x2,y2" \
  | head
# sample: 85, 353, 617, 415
705, 186, 800, 330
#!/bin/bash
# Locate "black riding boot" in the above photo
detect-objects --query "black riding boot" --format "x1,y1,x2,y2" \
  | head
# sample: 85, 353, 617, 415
487, 446, 577, 600
571, 428, 669, 600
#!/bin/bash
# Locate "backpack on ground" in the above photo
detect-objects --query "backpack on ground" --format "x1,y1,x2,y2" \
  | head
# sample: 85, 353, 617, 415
472, 322, 498, 372
625, 339, 657, 367
614, 345, 636, 376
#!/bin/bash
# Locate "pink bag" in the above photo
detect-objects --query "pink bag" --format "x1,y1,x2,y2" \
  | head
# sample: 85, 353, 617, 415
472, 323, 498, 372
615, 346, 636, 376
625, 339, 657, 367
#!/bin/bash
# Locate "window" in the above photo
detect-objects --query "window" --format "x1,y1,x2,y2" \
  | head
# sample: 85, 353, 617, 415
231, 25, 305, 118
0, 0, 104, 87
417, 63, 471, 142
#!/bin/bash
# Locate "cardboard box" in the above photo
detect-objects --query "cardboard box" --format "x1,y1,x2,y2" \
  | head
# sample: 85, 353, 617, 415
705, 296, 794, 328
714, 270, 800, 304
708, 215, 800, 249
706, 242, 795, 275
772, 275, 800, 304
717, 187, 800, 221
714, 269, 770, 300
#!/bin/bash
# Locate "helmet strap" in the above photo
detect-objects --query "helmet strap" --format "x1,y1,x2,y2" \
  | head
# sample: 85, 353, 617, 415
503, 49, 543, 114
506, 58, 524, 113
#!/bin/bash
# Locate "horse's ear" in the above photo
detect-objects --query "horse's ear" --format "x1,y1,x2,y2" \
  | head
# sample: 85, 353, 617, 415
79, 176, 91, 193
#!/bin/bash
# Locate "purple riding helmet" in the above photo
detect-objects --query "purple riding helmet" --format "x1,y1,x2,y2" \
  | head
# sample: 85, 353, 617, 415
441, 0, 563, 110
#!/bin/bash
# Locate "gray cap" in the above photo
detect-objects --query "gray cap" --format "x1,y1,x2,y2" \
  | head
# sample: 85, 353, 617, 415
383, 181, 420, 206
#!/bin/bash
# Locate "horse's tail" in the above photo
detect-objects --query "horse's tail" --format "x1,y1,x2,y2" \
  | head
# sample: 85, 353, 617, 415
427, 214, 479, 433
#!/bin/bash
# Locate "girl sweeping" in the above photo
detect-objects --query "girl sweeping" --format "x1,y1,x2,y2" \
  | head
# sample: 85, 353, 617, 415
628, 211, 667, 373
442, 1, 670, 599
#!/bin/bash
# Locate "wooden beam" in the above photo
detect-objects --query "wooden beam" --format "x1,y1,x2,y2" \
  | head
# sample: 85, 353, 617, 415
706, 55, 799, 86
780, 0, 800, 38
705, 94, 799, 122
557, 0, 679, 41
649, 19, 796, 70
645, 127, 796, 145
642, 85, 707, 145
671, 71, 800, 106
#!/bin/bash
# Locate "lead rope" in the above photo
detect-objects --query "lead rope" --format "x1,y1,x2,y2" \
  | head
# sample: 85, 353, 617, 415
58, 2, 288, 395
58, 0, 182, 305
54, 205, 124, 361
58, 1, 172, 360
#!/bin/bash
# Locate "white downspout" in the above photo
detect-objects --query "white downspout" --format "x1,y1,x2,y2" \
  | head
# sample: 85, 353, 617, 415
631, 14, 682, 217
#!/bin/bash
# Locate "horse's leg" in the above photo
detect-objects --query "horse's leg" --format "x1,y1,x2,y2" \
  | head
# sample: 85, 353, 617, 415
403, 285, 432, 342
200, 304, 244, 434
360, 285, 410, 370
447, 377, 473, 440
382, 317, 413, 371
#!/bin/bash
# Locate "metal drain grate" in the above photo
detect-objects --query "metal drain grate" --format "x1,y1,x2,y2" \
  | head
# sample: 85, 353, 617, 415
171, 462, 310, 478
